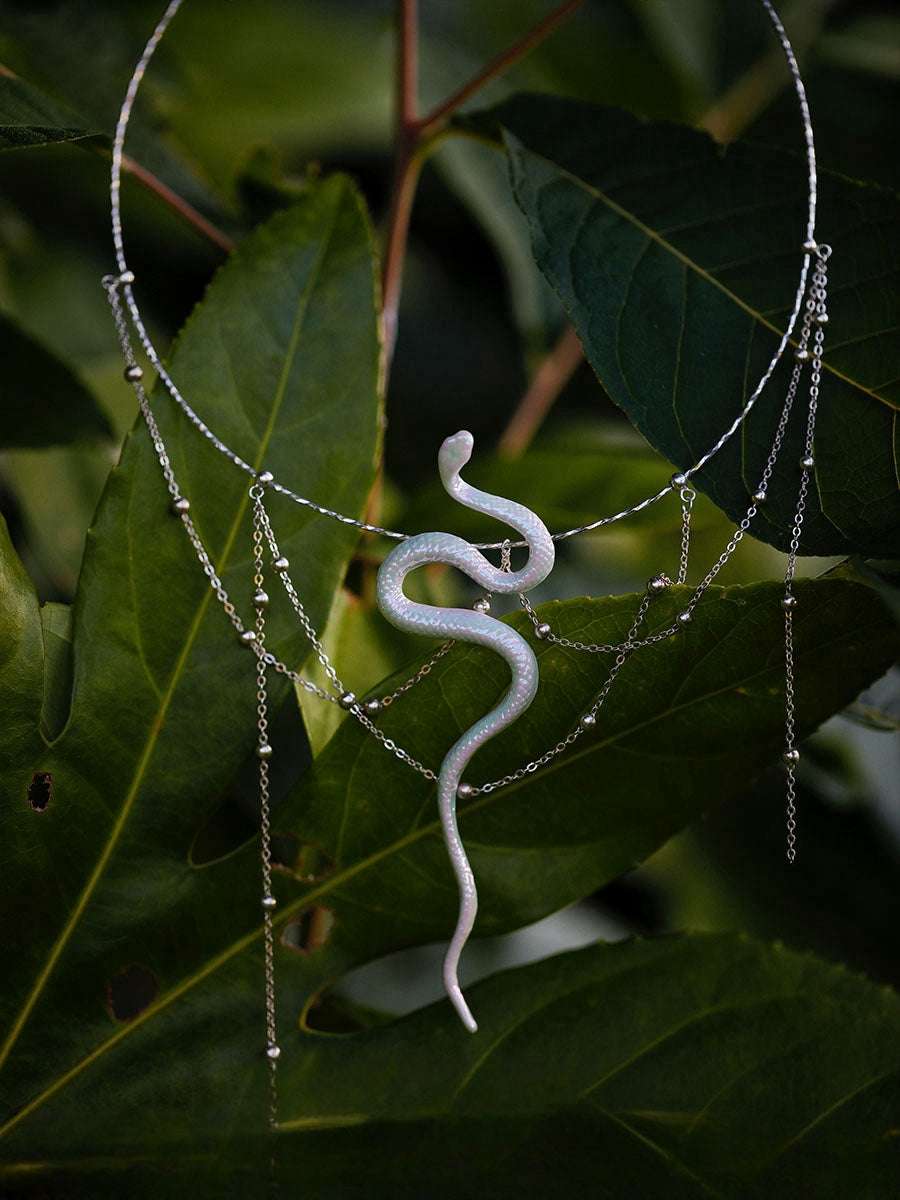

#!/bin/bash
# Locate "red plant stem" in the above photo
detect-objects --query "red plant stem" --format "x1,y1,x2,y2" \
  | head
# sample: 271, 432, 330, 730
381, 0, 422, 364
417, 0, 586, 142
498, 325, 584, 459
381, 0, 586, 371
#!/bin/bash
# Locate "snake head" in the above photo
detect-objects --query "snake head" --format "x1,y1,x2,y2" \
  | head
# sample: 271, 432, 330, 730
439, 430, 474, 489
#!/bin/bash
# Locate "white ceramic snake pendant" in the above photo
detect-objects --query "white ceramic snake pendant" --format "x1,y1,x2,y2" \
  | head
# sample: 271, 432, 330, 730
376, 430, 555, 1031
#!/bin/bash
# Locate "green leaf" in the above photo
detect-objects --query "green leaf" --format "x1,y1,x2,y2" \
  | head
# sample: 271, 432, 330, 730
0, 73, 97, 150
2, 935, 897, 1198
282, 934, 900, 1200
0, 514, 44, 776
281, 578, 897, 963
659, 764, 900, 990
0, 172, 382, 1160
0, 314, 113, 448
1, 560, 895, 1181
38, 602, 73, 742
473, 96, 900, 558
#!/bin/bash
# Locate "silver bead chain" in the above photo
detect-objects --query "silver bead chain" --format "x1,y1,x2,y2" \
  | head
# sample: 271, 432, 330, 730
780, 247, 830, 861
104, 238, 833, 1122
103, 0, 831, 1122
251, 483, 280, 1126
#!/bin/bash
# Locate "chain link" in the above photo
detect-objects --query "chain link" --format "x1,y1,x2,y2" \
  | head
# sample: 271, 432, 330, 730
677, 485, 695, 585
352, 709, 438, 780
382, 641, 454, 705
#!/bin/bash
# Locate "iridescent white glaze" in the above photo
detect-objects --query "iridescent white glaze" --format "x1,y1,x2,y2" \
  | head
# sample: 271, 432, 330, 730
376, 430, 555, 1031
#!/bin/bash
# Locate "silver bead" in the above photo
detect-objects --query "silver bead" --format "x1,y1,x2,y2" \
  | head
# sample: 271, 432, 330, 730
781, 595, 798, 611
256, 742, 273, 760
266, 1045, 281, 1061
752, 489, 767, 504
535, 623, 552, 640
124, 364, 143, 382
253, 589, 269, 608
363, 698, 383, 717
782, 748, 800, 766
580, 713, 596, 729
794, 347, 811, 363
273, 556, 290, 572
261, 894, 277, 909
813, 311, 829, 325
647, 575, 667, 594
802, 239, 818, 253
677, 610, 693, 626
457, 782, 474, 800
239, 629, 257, 646
118, 269, 136, 284
258, 470, 274, 486
339, 691, 357, 710
670, 472, 688, 489
171, 497, 190, 515
473, 598, 491, 614
800, 455, 815, 470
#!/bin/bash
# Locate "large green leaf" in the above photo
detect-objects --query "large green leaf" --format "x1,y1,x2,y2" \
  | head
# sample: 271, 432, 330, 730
281, 933, 900, 1200
472, 95, 900, 558
2, 934, 898, 1198
0, 172, 382, 1161
1, 534, 896, 1187
276, 578, 896, 960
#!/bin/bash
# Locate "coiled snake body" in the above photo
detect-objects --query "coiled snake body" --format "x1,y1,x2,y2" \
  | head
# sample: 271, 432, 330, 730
376, 431, 555, 1031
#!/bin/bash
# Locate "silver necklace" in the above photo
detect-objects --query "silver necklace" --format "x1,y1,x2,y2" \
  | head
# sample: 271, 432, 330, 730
104, 0, 829, 1125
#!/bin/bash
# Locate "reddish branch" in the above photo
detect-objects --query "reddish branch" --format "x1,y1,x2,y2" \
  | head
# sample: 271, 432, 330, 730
498, 326, 585, 459
380, 0, 586, 366
120, 153, 236, 255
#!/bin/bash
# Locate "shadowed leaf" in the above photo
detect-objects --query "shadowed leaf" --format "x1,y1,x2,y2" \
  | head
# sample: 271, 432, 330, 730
0, 74, 97, 150
472, 96, 900, 558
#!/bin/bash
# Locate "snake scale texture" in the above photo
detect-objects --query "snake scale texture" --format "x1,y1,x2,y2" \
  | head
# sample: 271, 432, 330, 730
376, 431, 555, 1031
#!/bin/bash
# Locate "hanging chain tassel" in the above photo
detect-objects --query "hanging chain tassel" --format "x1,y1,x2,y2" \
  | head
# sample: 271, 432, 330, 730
782, 243, 831, 863
251, 477, 280, 1124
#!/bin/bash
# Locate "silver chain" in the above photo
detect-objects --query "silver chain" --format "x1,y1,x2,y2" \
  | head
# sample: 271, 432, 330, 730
103, 0, 831, 1118
110, 245, 834, 805
468, 591, 654, 796
250, 484, 280, 1125
780, 248, 830, 861
381, 640, 454, 706
113, 243, 831, 824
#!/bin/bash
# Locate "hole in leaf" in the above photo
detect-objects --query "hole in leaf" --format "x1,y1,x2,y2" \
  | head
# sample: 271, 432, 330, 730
271, 833, 335, 884
107, 965, 159, 1022
27, 772, 53, 812
280, 907, 335, 954
302, 987, 396, 1036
